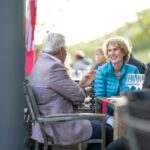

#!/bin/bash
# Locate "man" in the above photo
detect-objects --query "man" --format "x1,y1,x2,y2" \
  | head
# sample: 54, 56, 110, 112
72, 50, 91, 71
143, 62, 150, 89
127, 54, 146, 74
29, 33, 112, 150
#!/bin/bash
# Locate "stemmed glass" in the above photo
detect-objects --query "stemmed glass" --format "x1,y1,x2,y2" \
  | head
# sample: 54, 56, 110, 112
126, 74, 136, 91
68, 70, 83, 81
136, 74, 145, 90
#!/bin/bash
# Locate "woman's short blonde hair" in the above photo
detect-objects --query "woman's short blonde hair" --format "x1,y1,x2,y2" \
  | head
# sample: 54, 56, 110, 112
103, 36, 132, 63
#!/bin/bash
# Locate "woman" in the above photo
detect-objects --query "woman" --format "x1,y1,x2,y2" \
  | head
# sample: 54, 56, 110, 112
92, 48, 107, 70
94, 36, 139, 118
94, 36, 139, 150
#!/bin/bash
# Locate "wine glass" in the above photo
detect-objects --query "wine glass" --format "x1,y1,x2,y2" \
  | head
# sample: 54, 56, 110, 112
126, 74, 136, 91
68, 69, 83, 81
136, 74, 145, 90
75, 70, 83, 81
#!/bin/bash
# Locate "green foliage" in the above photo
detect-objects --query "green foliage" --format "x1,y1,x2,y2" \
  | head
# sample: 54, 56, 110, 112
68, 39, 104, 62
68, 8, 150, 64
35, 44, 43, 52
133, 49, 150, 64
34, 8, 150, 64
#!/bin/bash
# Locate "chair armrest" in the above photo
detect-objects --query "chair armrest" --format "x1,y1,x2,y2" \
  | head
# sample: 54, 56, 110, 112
37, 113, 106, 122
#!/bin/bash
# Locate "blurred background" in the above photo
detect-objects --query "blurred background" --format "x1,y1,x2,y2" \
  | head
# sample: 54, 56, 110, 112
33, 0, 150, 64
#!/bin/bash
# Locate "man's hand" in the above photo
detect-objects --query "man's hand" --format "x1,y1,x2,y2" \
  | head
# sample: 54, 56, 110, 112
79, 70, 96, 88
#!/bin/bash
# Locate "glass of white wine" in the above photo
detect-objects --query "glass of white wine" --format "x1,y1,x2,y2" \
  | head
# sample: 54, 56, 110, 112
126, 74, 136, 91
136, 74, 145, 90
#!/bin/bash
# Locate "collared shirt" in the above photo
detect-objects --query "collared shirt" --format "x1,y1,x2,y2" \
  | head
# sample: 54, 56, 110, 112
43, 52, 61, 64
107, 116, 114, 127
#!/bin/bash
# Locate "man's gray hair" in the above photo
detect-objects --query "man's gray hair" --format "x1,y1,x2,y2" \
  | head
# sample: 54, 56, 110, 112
42, 33, 65, 54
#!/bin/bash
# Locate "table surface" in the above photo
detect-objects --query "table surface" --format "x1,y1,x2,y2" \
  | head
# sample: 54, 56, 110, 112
95, 97, 127, 140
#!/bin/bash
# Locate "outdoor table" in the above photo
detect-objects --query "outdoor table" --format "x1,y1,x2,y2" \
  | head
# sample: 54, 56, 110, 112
95, 97, 127, 140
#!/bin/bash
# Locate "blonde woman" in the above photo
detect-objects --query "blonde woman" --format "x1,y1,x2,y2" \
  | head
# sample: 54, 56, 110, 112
94, 36, 139, 122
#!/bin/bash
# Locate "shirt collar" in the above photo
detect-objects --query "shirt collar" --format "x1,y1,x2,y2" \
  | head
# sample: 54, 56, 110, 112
43, 52, 61, 63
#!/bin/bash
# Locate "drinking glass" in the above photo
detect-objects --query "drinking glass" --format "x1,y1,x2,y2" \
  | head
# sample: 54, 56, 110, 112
136, 74, 145, 90
126, 74, 136, 91
68, 70, 83, 81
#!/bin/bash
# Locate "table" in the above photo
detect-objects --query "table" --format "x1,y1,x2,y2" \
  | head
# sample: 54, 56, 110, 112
95, 97, 127, 140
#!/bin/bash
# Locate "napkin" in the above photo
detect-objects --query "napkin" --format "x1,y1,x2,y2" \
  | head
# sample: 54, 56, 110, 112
102, 98, 109, 114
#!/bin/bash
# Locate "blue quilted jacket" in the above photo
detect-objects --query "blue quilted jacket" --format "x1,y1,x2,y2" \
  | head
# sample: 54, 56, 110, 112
94, 61, 139, 115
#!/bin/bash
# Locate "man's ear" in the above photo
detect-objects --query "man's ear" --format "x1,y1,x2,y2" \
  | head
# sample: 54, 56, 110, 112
59, 47, 63, 55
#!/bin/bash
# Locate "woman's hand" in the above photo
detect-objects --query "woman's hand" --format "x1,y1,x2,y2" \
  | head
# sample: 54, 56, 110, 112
79, 70, 96, 88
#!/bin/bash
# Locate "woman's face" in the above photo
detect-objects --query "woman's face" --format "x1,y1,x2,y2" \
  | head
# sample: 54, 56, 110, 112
107, 43, 125, 65
95, 50, 106, 64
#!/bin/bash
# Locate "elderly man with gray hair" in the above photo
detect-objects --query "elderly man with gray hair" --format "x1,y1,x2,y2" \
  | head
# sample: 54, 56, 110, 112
29, 33, 113, 150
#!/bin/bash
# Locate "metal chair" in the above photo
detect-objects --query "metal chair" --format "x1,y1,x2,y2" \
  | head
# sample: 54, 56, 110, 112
78, 82, 96, 114
24, 81, 106, 150
122, 90, 150, 150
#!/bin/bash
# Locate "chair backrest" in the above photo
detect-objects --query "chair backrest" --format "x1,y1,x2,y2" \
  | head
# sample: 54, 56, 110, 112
24, 81, 40, 121
122, 90, 150, 150
23, 80, 106, 150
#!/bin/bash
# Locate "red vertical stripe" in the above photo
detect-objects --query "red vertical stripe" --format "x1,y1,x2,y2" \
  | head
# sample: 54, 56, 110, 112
102, 99, 108, 114
25, 0, 37, 76
25, 51, 34, 76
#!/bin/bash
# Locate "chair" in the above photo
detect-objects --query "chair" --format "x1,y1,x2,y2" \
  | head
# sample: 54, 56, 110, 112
24, 81, 107, 150
78, 82, 96, 113
121, 90, 150, 150
78, 86, 96, 113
